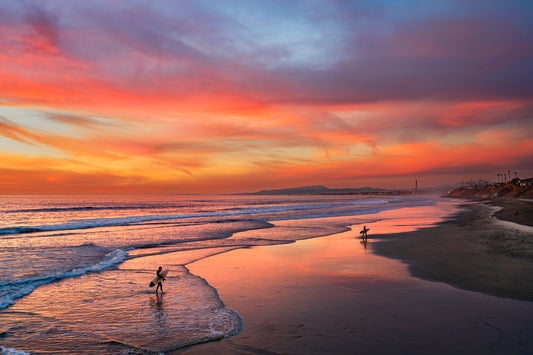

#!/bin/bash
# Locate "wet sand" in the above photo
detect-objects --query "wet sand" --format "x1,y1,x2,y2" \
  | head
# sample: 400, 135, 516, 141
4, 199, 533, 354
372, 199, 533, 302
490, 198, 533, 228
177, 203, 533, 354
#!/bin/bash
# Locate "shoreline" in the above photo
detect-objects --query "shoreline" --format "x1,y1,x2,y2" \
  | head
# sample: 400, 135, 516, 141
177, 201, 533, 354
489, 198, 533, 227
372, 198, 533, 302
4, 197, 533, 353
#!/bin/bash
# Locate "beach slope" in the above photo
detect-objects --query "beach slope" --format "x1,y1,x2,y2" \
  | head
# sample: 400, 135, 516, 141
372, 199, 533, 302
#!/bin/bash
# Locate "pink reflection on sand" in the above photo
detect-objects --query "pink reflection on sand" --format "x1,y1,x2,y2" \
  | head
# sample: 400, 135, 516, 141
358, 200, 460, 235
191, 200, 461, 288
274, 230, 408, 279
190, 229, 409, 299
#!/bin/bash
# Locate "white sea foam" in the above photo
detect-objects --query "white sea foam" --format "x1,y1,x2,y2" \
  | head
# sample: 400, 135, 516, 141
0, 249, 127, 310
0, 347, 31, 355
494, 218, 533, 234
488, 205, 533, 234
207, 308, 243, 338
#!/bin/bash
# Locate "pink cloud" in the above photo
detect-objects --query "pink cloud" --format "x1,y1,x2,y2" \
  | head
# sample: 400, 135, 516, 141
0, 1, 532, 193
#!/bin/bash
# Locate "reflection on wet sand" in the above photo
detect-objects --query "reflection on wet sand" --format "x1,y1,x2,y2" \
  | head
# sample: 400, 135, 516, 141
150, 292, 166, 333
183, 226, 533, 355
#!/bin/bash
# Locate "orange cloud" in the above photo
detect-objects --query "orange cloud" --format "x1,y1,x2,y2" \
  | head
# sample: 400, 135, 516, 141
2, 96, 532, 194
1, 2, 532, 194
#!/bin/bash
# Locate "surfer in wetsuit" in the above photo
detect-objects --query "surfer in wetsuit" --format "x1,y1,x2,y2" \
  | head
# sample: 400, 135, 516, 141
156, 266, 166, 294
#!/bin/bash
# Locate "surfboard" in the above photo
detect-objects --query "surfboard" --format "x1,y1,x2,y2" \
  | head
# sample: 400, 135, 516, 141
149, 268, 169, 287
360, 228, 370, 234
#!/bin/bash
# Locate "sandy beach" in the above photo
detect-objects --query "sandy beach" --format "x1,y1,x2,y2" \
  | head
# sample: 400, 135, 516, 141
177, 198, 533, 354
3, 197, 533, 354
373, 199, 533, 302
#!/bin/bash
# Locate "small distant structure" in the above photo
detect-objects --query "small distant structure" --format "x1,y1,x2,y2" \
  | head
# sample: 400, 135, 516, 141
465, 179, 489, 188
499, 170, 519, 184
521, 178, 533, 187
407, 179, 419, 194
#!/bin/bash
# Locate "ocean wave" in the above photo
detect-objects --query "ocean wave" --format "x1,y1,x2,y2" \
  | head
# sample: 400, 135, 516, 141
0, 249, 127, 310
6, 204, 189, 214
0, 200, 394, 236
0, 347, 31, 355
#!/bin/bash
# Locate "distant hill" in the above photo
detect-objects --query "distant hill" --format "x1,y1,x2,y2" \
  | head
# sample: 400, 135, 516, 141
249, 185, 390, 195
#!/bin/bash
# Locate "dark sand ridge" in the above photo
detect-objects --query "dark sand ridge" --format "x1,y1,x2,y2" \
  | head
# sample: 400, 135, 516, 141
372, 198, 533, 302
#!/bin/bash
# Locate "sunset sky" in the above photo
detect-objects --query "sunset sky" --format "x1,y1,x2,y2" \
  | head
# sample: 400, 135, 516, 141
1, 0, 532, 194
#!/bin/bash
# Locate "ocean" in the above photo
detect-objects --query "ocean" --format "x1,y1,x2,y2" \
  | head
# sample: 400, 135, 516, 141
0, 194, 460, 354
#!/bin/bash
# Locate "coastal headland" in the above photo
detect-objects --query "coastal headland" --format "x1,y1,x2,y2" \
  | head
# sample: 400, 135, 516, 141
448, 177, 533, 199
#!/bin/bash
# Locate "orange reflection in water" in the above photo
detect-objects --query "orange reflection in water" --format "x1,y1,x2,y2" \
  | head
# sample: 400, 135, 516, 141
189, 201, 460, 308
189, 228, 408, 303
263, 230, 406, 279
363, 201, 459, 235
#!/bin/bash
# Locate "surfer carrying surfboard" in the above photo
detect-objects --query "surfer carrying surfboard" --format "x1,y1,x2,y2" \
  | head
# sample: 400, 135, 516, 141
360, 225, 369, 240
156, 266, 166, 294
